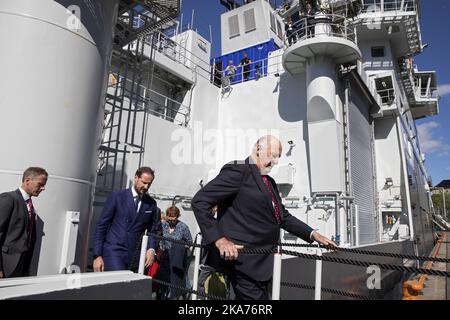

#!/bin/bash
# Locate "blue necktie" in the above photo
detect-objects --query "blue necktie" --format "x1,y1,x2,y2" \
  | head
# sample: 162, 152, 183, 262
134, 196, 140, 212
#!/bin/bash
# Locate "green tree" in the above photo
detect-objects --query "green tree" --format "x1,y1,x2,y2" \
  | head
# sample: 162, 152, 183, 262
432, 191, 450, 217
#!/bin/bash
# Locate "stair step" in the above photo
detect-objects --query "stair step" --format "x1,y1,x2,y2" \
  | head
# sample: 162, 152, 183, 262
104, 124, 120, 129
106, 94, 123, 102
99, 145, 119, 153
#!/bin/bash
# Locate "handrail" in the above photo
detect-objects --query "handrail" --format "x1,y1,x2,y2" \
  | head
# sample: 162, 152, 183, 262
110, 74, 188, 109
360, 0, 417, 14
284, 13, 357, 48
163, 22, 211, 44
108, 73, 190, 127
376, 88, 396, 106
398, 57, 439, 101
218, 53, 284, 86
415, 86, 438, 100
143, 31, 212, 82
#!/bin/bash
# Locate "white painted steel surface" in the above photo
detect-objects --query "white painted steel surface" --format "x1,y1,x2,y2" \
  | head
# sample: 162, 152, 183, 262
0, 0, 119, 275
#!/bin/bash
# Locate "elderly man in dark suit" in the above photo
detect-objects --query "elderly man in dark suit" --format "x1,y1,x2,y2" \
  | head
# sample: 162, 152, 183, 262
0, 167, 48, 278
192, 135, 335, 300
92, 167, 161, 272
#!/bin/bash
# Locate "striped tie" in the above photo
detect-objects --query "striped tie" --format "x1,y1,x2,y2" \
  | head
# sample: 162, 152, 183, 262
262, 175, 282, 224
26, 198, 35, 245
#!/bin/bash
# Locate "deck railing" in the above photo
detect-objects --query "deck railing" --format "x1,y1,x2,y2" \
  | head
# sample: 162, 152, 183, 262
360, 0, 416, 13
215, 52, 284, 87
108, 73, 191, 127
142, 31, 213, 83
375, 88, 397, 106
284, 14, 357, 48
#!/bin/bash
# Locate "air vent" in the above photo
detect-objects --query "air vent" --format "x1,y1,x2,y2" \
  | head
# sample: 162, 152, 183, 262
228, 14, 240, 38
244, 8, 256, 33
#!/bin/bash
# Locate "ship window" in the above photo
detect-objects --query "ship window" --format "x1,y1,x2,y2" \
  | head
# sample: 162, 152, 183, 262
374, 76, 394, 105
228, 14, 240, 38
276, 19, 283, 39
244, 8, 256, 33
371, 46, 385, 57
269, 12, 276, 33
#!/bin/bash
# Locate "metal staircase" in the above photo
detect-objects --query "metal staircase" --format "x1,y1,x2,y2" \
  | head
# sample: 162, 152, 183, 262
115, 0, 180, 47
398, 57, 416, 105
404, 15, 421, 54
96, 0, 180, 193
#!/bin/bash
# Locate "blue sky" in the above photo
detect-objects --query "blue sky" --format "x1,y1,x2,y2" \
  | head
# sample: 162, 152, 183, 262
414, 0, 450, 185
181, 0, 449, 185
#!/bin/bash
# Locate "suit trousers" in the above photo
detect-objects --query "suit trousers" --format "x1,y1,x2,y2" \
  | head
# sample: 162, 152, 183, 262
227, 270, 270, 300
103, 250, 129, 271
5, 253, 26, 278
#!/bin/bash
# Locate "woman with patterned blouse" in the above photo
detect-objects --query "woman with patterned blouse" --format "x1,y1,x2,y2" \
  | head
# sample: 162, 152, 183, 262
156, 206, 192, 299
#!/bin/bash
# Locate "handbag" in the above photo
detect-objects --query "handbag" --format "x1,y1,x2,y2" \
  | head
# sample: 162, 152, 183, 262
147, 249, 162, 291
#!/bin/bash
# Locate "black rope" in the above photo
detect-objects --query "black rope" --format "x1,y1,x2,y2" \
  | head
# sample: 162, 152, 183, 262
148, 234, 450, 277
278, 242, 450, 263
153, 276, 376, 300
239, 247, 277, 255
150, 233, 203, 248
151, 278, 226, 300
280, 282, 377, 300
149, 233, 450, 263
234, 246, 450, 277
280, 248, 450, 277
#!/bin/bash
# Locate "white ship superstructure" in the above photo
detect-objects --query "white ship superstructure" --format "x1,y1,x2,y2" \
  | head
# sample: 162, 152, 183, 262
0, 0, 444, 299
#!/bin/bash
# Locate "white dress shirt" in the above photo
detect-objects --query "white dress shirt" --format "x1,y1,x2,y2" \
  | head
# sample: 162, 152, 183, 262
131, 187, 142, 212
19, 187, 30, 202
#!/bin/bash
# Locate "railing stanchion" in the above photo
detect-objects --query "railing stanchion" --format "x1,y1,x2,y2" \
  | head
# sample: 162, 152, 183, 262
138, 230, 148, 275
272, 243, 282, 300
191, 229, 202, 300
314, 246, 323, 300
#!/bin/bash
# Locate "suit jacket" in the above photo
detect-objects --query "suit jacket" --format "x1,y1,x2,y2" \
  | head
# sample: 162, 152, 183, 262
192, 158, 314, 281
0, 189, 36, 277
92, 188, 161, 264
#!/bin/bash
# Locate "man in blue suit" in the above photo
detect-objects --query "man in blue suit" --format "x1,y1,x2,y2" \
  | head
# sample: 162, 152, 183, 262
92, 167, 161, 272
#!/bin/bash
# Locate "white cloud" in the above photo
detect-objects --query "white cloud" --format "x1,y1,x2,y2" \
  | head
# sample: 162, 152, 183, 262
417, 121, 450, 154
437, 84, 450, 98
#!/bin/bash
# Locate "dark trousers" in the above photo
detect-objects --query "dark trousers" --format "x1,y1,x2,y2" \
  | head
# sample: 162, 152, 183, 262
243, 68, 250, 81
6, 255, 26, 278
5, 250, 33, 278
286, 30, 296, 45
156, 249, 187, 300
227, 270, 270, 300
103, 250, 129, 271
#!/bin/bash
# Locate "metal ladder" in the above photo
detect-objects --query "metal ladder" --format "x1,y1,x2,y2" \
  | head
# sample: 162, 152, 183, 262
97, 17, 152, 192
398, 57, 416, 105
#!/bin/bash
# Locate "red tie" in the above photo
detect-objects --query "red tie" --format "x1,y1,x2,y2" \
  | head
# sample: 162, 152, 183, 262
26, 198, 35, 245
262, 176, 282, 224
